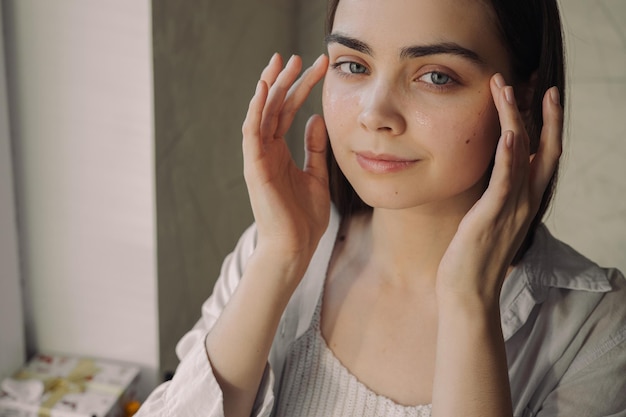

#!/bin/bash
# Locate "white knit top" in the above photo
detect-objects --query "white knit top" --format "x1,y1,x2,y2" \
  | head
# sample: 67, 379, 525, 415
273, 296, 432, 417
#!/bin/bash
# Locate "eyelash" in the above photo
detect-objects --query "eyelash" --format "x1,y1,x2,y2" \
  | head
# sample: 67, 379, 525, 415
418, 72, 457, 90
330, 60, 457, 91
331, 61, 369, 77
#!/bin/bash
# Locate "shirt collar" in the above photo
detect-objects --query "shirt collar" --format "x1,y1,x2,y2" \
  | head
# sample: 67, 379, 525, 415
500, 224, 612, 340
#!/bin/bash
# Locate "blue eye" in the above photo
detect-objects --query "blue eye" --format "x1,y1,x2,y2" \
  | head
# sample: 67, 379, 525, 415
429, 72, 450, 85
348, 62, 367, 74
417, 71, 455, 89
334, 61, 368, 75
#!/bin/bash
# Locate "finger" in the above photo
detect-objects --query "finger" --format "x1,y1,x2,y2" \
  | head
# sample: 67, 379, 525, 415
260, 53, 283, 89
242, 80, 269, 161
260, 55, 303, 139
490, 74, 530, 158
275, 54, 329, 137
490, 75, 531, 200
490, 74, 535, 205
303, 114, 329, 184
480, 130, 515, 218
530, 87, 563, 202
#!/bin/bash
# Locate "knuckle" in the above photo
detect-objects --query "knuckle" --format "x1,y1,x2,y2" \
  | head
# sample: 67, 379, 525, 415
242, 120, 253, 136
280, 106, 297, 121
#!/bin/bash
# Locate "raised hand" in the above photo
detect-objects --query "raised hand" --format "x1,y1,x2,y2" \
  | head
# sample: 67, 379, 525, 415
436, 73, 563, 305
205, 54, 331, 417
242, 54, 330, 262
432, 75, 563, 417
242, 53, 331, 263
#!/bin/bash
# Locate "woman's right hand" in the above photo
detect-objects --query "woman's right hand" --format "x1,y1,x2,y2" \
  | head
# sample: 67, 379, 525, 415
242, 53, 331, 265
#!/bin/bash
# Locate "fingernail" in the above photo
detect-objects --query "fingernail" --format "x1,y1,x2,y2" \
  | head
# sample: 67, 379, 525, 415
549, 87, 560, 105
314, 54, 325, 65
269, 52, 279, 64
505, 131, 514, 148
505, 86, 515, 105
255, 80, 263, 94
494, 73, 505, 88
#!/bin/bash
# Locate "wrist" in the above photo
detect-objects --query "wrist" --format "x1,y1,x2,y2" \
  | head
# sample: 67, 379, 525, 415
255, 224, 324, 260
248, 243, 315, 291
435, 269, 507, 317
436, 290, 502, 323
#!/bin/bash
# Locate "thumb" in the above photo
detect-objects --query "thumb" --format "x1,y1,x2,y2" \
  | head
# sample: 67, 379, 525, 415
303, 114, 329, 184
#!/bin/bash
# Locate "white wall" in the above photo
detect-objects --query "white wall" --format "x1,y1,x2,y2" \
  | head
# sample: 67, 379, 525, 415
547, 0, 626, 274
5, 0, 158, 397
0, 3, 25, 380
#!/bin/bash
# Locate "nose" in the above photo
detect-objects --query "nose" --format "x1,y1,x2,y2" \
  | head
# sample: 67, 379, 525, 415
357, 81, 406, 135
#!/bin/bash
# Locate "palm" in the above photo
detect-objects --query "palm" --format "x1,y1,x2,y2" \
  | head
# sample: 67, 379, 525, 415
242, 54, 331, 258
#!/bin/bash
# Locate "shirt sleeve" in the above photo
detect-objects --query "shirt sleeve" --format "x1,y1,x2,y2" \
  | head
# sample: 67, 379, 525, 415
535, 269, 626, 417
534, 337, 626, 417
135, 224, 276, 417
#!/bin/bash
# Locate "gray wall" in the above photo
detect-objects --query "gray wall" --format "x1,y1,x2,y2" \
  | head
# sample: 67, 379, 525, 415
0, 1, 25, 380
152, 0, 326, 374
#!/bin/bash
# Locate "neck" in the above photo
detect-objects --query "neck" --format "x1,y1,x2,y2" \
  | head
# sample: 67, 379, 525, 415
367, 201, 473, 290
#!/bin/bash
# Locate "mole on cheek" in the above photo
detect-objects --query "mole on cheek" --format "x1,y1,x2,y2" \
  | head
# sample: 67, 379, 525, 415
465, 131, 478, 144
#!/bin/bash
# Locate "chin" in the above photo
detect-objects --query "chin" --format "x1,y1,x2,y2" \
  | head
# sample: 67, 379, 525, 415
351, 186, 429, 211
350, 178, 486, 214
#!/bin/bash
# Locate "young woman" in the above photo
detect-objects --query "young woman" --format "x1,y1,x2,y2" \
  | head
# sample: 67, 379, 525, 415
137, 0, 626, 416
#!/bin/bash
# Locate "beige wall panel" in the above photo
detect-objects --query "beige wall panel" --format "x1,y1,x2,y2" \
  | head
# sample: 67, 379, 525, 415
547, 0, 626, 274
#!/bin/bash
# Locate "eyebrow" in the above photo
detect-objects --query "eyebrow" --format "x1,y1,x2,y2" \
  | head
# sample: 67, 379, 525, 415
325, 33, 485, 66
325, 33, 373, 56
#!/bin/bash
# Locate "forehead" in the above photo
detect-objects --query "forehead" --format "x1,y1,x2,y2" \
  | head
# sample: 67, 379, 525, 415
332, 0, 508, 70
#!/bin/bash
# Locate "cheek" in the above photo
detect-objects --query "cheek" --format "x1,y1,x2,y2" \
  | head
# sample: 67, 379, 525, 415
472, 96, 501, 143
321, 77, 335, 115
427, 94, 501, 184
322, 78, 359, 145
322, 79, 358, 116
441, 95, 500, 153
408, 105, 432, 130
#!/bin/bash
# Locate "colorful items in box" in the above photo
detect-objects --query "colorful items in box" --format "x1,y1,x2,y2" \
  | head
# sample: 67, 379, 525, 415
0, 354, 140, 417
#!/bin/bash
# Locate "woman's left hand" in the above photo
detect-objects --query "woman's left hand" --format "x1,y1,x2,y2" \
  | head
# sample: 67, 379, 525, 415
431, 73, 563, 417
435, 73, 563, 307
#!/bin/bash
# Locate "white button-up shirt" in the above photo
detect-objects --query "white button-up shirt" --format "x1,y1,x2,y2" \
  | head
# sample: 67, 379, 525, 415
137, 206, 626, 417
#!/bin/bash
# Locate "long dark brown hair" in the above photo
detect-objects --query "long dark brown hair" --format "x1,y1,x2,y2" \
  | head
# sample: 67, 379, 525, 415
324, 0, 566, 264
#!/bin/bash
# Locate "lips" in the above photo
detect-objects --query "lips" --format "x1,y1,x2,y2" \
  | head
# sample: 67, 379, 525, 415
355, 151, 419, 174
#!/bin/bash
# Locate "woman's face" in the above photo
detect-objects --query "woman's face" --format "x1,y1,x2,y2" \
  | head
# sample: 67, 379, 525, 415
323, 0, 512, 213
